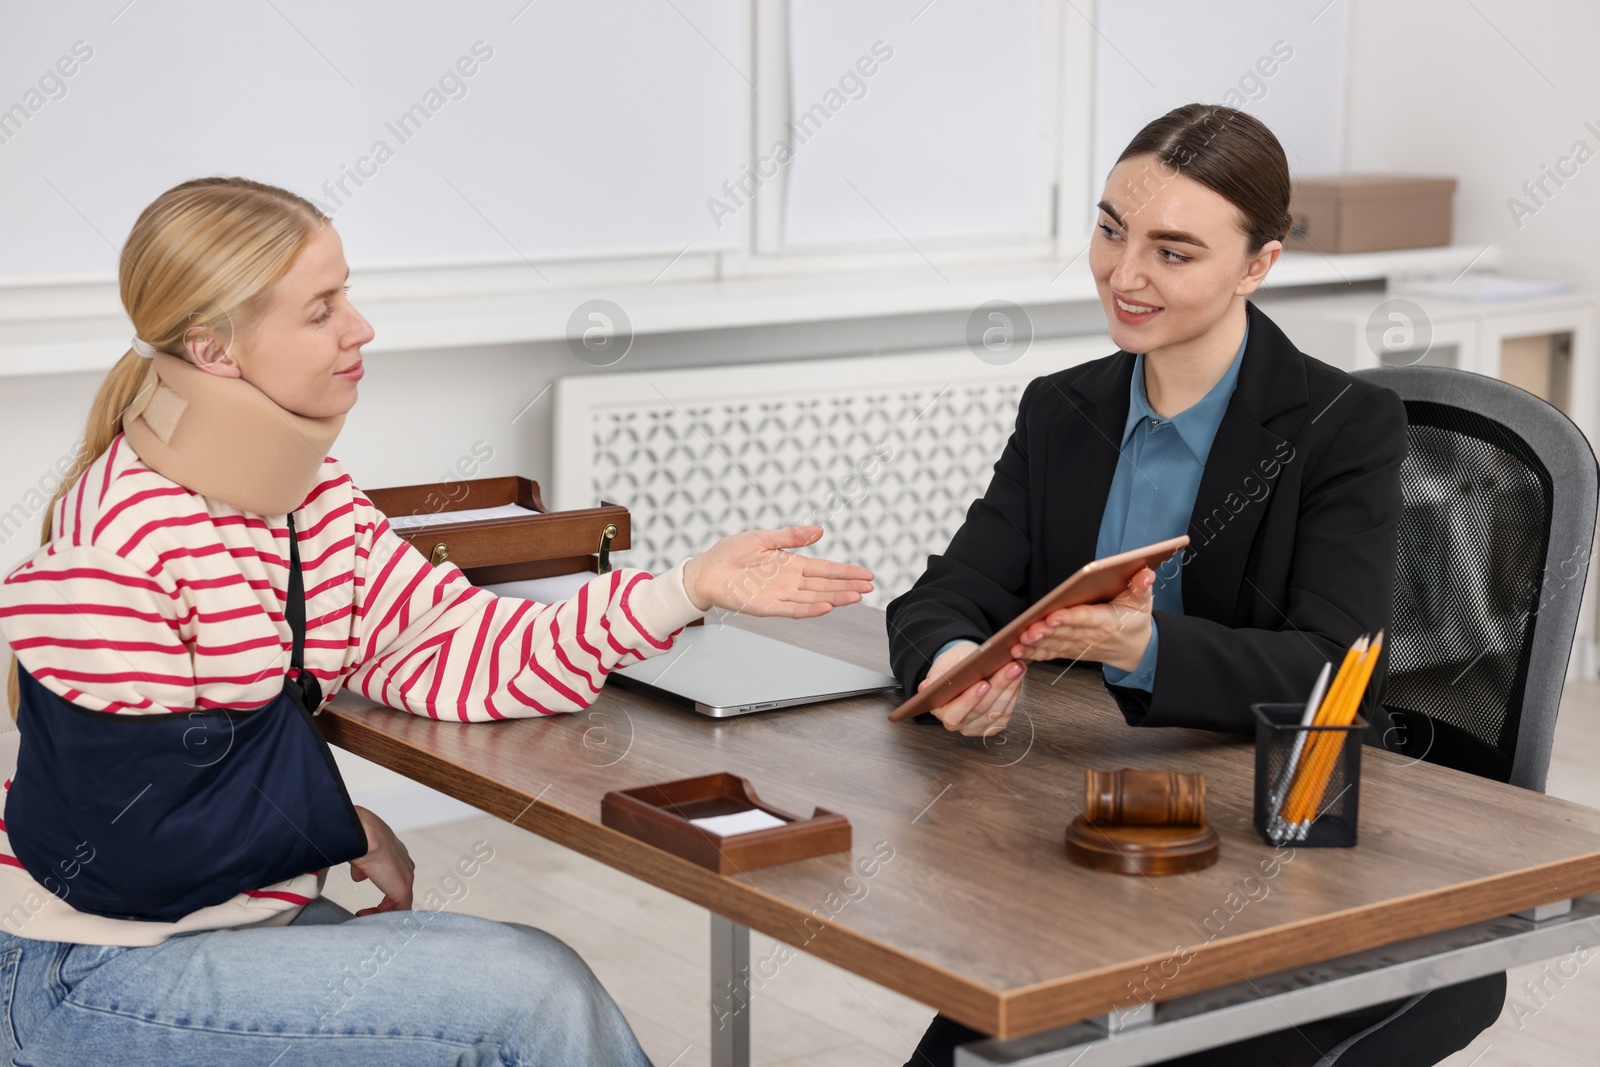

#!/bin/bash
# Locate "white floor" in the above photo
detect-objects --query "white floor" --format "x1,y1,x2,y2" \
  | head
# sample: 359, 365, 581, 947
1447, 678, 1600, 1067
317, 680, 1600, 1067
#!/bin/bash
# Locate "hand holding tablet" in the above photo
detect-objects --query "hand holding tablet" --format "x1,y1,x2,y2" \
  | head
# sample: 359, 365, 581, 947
914, 640, 1026, 736
887, 535, 1190, 723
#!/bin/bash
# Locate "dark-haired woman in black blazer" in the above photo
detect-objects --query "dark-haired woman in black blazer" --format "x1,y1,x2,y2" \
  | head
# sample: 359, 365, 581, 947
890, 104, 1505, 1067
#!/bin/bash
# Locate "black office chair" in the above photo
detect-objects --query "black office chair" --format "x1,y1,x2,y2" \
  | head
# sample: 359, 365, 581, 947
1353, 365, 1599, 792
1301, 367, 1600, 1067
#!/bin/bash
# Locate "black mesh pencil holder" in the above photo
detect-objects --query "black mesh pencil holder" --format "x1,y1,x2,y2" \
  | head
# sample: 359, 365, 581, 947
1252, 703, 1365, 848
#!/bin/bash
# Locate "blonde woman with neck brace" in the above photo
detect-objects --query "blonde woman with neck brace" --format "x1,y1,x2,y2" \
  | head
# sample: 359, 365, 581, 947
0, 177, 873, 1066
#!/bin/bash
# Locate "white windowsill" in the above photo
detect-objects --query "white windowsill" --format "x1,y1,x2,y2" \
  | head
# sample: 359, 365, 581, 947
0, 244, 1496, 379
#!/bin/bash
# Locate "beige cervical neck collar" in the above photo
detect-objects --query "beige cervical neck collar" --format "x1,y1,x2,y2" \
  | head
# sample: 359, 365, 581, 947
121, 352, 346, 517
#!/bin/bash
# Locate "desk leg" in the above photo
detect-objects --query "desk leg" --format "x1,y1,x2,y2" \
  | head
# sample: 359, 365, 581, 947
710, 914, 751, 1067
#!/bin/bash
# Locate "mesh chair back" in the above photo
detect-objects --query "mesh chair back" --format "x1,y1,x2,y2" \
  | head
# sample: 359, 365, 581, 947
1354, 367, 1597, 791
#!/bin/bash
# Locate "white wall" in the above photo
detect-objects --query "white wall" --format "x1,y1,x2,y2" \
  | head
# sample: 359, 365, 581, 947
1345, 0, 1600, 294
1093, 0, 1348, 185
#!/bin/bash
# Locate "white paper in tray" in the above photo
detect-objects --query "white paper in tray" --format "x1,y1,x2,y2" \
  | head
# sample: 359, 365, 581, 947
482, 571, 600, 604
688, 809, 788, 836
386, 503, 539, 531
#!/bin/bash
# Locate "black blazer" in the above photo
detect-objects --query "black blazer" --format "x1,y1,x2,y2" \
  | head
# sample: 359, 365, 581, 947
885, 301, 1407, 735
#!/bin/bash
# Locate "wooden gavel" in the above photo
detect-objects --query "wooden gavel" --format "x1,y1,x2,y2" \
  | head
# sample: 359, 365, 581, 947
1085, 768, 1206, 827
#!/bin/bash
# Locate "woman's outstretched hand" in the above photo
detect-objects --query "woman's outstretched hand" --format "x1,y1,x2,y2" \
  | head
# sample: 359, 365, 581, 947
349, 805, 415, 915
682, 525, 873, 618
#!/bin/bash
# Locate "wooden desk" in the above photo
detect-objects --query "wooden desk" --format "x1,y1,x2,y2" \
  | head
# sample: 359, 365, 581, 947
322, 604, 1600, 1060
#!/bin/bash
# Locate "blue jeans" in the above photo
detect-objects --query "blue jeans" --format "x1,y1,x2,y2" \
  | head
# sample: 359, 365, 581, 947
0, 897, 652, 1066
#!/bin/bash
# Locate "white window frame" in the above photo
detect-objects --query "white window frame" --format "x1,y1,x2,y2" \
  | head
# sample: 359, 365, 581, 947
720, 0, 1095, 280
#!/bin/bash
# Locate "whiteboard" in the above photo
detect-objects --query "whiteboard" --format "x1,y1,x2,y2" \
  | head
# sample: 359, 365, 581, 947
1091, 0, 1347, 200
781, 0, 1045, 248
0, 0, 746, 279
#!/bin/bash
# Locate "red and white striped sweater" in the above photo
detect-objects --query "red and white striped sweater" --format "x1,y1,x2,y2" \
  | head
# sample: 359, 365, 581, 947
0, 434, 701, 945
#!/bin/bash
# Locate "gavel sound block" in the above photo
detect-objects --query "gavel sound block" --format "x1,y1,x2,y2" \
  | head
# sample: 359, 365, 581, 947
1065, 768, 1221, 876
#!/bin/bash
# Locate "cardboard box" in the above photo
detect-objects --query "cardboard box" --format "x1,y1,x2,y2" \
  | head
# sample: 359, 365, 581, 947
1499, 332, 1573, 412
1287, 175, 1457, 254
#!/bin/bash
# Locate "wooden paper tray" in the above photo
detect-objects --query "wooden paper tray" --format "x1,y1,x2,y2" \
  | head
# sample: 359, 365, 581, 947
364, 476, 630, 583
601, 773, 851, 874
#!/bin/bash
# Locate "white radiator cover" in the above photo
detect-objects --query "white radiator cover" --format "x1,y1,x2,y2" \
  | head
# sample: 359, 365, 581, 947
552, 337, 1114, 609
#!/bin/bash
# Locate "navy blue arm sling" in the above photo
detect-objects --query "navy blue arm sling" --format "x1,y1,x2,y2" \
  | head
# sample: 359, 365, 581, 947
7, 511, 369, 922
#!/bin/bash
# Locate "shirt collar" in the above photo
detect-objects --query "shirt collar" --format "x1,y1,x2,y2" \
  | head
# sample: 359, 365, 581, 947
1121, 323, 1250, 459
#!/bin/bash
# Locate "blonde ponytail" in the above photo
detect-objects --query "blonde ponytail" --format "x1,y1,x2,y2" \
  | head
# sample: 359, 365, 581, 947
6, 177, 328, 720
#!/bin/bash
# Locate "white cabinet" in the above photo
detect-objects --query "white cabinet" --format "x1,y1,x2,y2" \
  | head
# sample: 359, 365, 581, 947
1258, 287, 1598, 447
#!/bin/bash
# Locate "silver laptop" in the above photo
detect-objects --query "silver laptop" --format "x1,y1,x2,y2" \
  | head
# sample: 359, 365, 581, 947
609, 623, 901, 718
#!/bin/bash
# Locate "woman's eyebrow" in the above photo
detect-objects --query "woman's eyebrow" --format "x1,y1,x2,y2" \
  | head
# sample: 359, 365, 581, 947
1097, 200, 1208, 248
1146, 228, 1208, 248
303, 268, 352, 308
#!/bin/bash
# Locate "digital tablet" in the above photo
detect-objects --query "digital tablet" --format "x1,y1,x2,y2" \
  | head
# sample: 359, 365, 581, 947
887, 534, 1190, 723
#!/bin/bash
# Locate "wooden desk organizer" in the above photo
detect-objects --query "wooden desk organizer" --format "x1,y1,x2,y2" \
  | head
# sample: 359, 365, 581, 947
601, 773, 851, 874
1066, 768, 1220, 876
364, 476, 631, 585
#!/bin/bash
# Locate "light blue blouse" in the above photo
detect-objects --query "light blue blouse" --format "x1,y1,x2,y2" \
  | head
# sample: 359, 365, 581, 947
1096, 325, 1248, 690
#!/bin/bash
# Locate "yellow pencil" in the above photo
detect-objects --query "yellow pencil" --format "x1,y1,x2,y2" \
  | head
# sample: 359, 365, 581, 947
1280, 637, 1367, 824
1291, 632, 1383, 828
1313, 636, 1367, 725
